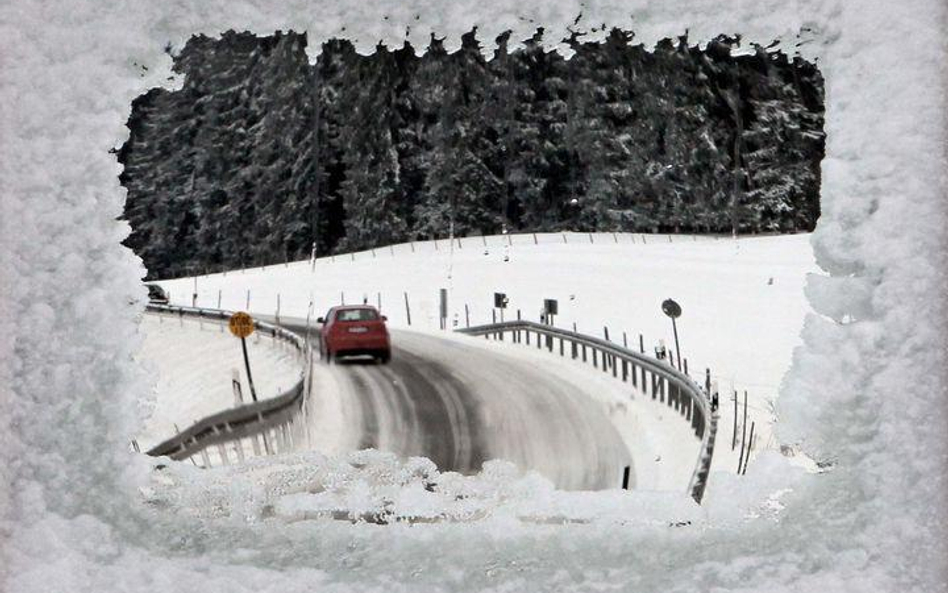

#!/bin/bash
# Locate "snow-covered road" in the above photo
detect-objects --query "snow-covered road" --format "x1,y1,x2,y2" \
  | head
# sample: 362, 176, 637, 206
291, 324, 640, 491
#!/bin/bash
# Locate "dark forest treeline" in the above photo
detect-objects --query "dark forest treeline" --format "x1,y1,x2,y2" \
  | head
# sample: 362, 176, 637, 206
119, 29, 824, 279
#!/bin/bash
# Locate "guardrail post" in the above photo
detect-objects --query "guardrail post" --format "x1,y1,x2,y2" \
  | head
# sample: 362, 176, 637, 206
251, 432, 262, 456
559, 337, 564, 356
622, 359, 628, 381
592, 349, 598, 368
217, 443, 229, 465
668, 382, 680, 411
582, 344, 587, 362
571, 341, 577, 359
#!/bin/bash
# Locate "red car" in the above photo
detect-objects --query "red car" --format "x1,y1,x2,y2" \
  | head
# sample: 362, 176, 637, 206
318, 305, 391, 364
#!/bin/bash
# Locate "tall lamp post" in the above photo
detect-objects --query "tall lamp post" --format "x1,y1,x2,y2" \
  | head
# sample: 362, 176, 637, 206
661, 298, 683, 372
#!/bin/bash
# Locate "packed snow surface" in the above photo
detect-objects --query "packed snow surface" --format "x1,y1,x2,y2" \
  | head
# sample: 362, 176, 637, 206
300, 326, 701, 491
2, 0, 946, 591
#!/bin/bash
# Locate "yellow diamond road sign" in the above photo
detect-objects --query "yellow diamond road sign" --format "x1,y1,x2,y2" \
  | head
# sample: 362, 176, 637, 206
229, 312, 255, 338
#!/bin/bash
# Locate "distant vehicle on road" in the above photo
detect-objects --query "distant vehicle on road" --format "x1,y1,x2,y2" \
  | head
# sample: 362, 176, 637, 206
146, 283, 169, 305
318, 305, 391, 364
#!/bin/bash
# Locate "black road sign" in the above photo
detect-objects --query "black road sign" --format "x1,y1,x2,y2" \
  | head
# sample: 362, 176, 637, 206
494, 292, 509, 309
543, 299, 558, 316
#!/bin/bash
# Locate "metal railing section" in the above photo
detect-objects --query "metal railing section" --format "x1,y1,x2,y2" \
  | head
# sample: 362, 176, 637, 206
143, 304, 313, 466
457, 320, 718, 503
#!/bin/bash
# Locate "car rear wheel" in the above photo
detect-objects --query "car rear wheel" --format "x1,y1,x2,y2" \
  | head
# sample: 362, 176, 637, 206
377, 350, 391, 365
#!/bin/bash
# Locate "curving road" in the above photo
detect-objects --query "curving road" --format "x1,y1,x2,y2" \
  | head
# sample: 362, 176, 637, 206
285, 323, 633, 491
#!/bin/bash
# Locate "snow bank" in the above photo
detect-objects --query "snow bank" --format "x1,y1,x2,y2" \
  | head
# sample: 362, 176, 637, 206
2, 0, 945, 591
136, 313, 303, 450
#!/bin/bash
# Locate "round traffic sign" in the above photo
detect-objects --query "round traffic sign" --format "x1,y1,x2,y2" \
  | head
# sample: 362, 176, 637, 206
661, 298, 682, 319
229, 311, 255, 338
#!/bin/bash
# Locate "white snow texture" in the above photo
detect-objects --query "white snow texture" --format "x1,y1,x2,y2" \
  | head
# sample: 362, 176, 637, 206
0, 0, 945, 592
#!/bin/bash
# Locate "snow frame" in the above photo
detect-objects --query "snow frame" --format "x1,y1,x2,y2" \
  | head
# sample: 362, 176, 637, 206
1, 0, 945, 591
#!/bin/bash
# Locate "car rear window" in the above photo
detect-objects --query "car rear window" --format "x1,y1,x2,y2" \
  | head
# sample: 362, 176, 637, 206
335, 308, 379, 322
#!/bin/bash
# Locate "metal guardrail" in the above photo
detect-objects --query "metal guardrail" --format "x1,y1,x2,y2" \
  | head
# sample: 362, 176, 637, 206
143, 304, 312, 466
457, 320, 718, 503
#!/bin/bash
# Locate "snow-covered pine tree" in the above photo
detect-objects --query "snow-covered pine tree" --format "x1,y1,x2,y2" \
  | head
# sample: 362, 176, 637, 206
337, 44, 408, 251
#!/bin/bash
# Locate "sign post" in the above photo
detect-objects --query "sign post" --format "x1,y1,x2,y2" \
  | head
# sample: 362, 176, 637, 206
229, 311, 258, 402
661, 298, 683, 372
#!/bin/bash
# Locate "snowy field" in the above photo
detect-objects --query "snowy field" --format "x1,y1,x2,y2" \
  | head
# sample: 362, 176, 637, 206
158, 231, 819, 475
136, 313, 304, 450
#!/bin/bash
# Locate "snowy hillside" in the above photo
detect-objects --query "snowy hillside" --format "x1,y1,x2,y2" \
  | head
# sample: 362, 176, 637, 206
157, 231, 819, 475
136, 312, 304, 450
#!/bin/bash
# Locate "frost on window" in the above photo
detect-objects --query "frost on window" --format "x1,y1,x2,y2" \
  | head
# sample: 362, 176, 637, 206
4, 2, 945, 592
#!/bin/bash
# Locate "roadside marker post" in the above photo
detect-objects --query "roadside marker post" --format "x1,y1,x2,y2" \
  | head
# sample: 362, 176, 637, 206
439, 288, 448, 330
742, 421, 756, 475
231, 369, 244, 406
